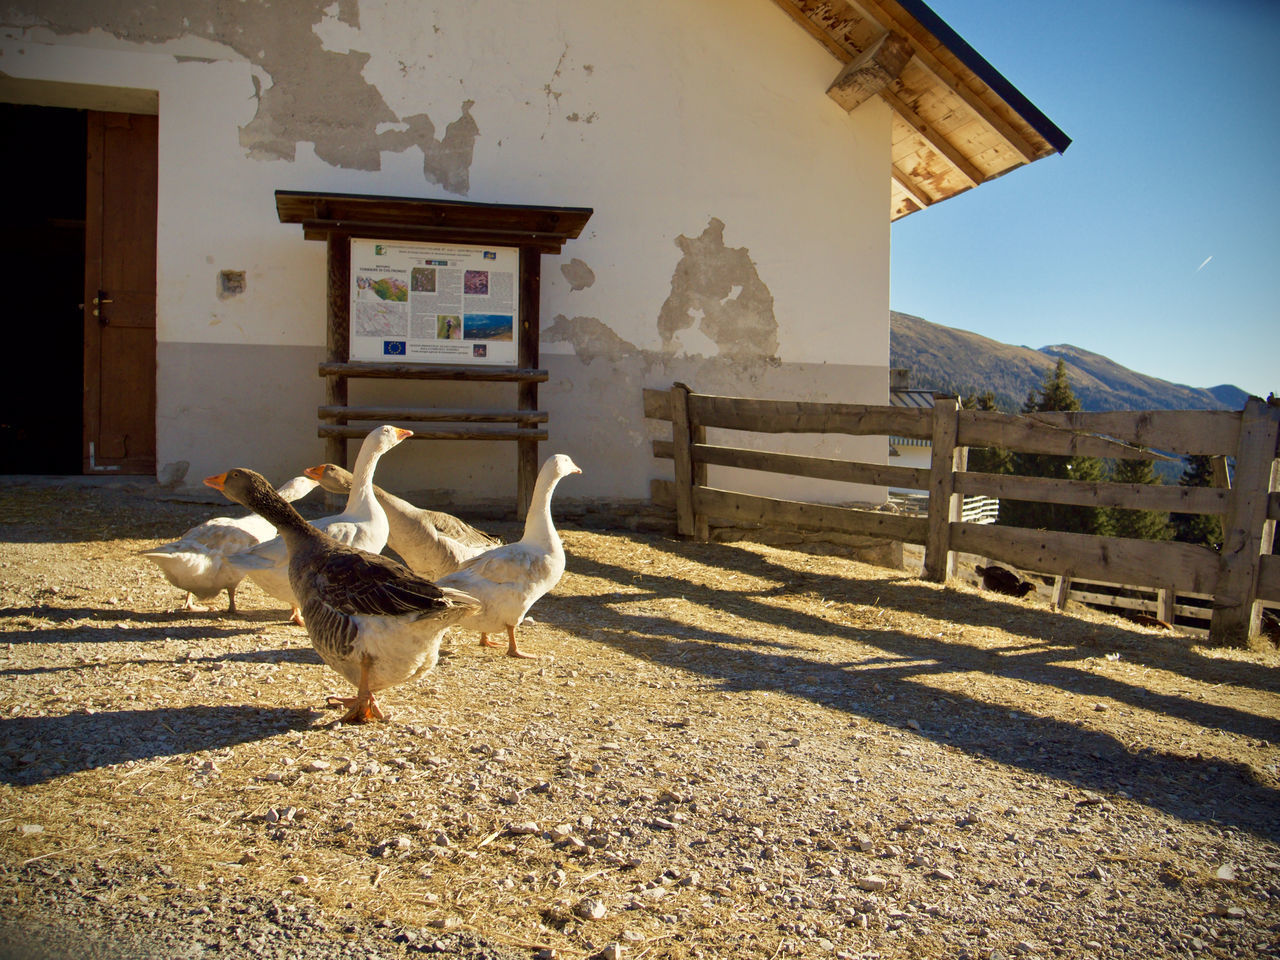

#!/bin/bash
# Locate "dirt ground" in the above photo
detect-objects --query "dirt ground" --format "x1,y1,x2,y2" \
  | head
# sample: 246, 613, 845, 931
1, 478, 1279, 960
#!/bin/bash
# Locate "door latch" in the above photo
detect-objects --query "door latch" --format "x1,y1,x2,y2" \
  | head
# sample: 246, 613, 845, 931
92, 290, 113, 324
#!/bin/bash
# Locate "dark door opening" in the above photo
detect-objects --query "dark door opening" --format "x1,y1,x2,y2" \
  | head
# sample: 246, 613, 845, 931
82, 110, 158, 474
0, 103, 87, 474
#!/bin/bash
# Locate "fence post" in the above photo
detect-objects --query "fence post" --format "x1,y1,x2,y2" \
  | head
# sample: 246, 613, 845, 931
1052, 575, 1072, 611
1156, 585, 1176, 625
924, 396, 963, 582
670, 382, 702, 538
1210, 397, 1280, 645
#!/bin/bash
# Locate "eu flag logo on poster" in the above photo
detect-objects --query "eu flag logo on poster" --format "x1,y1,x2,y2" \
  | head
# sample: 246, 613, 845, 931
383, 340, 406, 356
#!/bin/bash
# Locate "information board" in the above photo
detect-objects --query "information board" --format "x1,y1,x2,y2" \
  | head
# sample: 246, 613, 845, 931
348, 237, 520, 365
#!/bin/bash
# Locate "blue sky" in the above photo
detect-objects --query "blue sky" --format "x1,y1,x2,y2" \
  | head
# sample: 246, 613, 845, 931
889, 0, 1280, 401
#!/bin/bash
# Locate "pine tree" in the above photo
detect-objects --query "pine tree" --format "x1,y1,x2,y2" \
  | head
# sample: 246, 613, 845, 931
1106, 458, 1172, 541
961, 391, 1011, 476
1171, 455, 1223, 549
998, 359, 1108, 535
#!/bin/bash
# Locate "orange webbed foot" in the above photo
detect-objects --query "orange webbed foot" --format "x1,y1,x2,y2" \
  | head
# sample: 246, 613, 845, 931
326, 694, 386, 724
505, 626, 536, 659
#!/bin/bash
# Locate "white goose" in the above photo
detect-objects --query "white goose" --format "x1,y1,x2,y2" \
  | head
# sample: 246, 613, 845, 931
436, 454, 581, 658
227, 425, 410, 623
307, 463, 500, 579
205, 467, 480, 724
141, 474, 317, 613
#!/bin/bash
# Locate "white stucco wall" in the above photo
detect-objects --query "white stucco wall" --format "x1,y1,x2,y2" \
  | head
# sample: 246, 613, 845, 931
1, 0, 890, 507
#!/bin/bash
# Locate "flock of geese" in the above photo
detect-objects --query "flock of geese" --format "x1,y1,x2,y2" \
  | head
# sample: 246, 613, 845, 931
142, 425, 581, 723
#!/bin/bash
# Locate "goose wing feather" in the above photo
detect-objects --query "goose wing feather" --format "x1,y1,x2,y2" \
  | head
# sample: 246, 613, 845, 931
452, 543, 547, 586
301, 549, 464, 618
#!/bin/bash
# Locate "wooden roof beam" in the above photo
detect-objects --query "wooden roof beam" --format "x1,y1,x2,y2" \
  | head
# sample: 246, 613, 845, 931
800, 0, 1043, 164
905, 53, 1040, 164
826, 31, 914, 112
891, 164, 932, 209
857, 0, 1047, 162
880, 86, 983, 188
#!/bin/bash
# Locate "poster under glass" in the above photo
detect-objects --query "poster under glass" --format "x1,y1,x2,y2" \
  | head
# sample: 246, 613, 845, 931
348, 237, 520, 365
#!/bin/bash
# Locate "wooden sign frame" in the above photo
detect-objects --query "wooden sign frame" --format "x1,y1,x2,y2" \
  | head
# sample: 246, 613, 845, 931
276, 190, 592, 515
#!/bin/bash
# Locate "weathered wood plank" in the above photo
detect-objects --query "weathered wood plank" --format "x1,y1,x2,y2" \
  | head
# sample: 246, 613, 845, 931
317, 425, 547, 441
1257, 555, 1280, 603
687, 444, 929, 490
955, 471, 1229, 516
318, 405, 548, 423
879, 86, 983, 187
690, 432, 711, 542
827, 30, 913, 112
951, 522, 1221, 595
1069, 590, 1153, 612
517, 245, 542, 520
687, 395, 931, 438
1065, 587, 1215, 623
924, 397, 962, 581
967, 409, 1243, 456
957, 411, 1172, 461
1051, 575, 1071, 611
1211, 399, 1280, 642
693, 486, 928, 543
319, 362, 548, 382
323, 234, 351, 470
670, 385, 697, 538
643, 387, 673, 422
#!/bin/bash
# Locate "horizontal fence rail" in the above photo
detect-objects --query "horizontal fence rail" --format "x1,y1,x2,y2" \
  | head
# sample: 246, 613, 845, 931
645, 382, 1280, 646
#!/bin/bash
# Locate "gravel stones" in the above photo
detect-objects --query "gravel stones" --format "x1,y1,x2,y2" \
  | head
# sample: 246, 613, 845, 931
1, 482, 1279, 959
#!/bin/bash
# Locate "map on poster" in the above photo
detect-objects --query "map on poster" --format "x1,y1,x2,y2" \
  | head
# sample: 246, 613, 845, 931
349, 237, 520, 365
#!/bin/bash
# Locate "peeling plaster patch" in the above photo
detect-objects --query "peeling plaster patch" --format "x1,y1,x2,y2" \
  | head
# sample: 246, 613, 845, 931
386, 101, 478, 195
560, 258, 595, 291
217, 270, 246, 300
544, 315, 637, 365
311, 2, 362, 54
657, 218, 778, 360
7, 0, 477, 192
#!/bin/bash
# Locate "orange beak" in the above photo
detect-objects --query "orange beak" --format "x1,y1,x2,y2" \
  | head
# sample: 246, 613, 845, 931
204, 472, 227, 491
303, 464, 325, 482
395, 427, 414, 442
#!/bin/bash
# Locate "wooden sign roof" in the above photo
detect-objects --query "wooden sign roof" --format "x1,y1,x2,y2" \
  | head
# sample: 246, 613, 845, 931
275, 190, 594, 253
770, 0, 1071, 220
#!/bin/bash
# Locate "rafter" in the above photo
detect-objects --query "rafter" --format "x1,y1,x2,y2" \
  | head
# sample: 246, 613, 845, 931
891, 164, 932, 209
880, 86, 983, 187
852, 0, 1042, 163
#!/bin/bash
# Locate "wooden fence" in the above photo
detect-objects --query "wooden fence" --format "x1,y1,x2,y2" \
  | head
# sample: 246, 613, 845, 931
644, 383, 1280, 646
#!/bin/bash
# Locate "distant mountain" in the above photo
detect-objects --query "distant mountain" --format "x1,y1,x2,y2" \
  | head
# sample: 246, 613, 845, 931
890, 311, 1251, 413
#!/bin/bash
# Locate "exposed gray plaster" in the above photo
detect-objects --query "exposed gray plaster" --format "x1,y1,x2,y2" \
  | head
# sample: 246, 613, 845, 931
560, 258, 595, 291
657, 218, 778, 360
544, 315, 637, 365
4, 0, 478, 192
217, 270, 246, 300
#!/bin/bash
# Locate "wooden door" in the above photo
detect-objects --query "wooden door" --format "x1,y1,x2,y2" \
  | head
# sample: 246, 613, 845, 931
83, 111, 157, 474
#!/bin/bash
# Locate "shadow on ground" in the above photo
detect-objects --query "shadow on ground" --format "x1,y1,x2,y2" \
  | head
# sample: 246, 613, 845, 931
554, 533, 1280, 841
0, 704, 318, 786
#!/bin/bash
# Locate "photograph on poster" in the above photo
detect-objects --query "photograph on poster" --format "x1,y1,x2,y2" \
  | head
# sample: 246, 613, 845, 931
463, 314, 514, 342
349, 238, 519, 365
